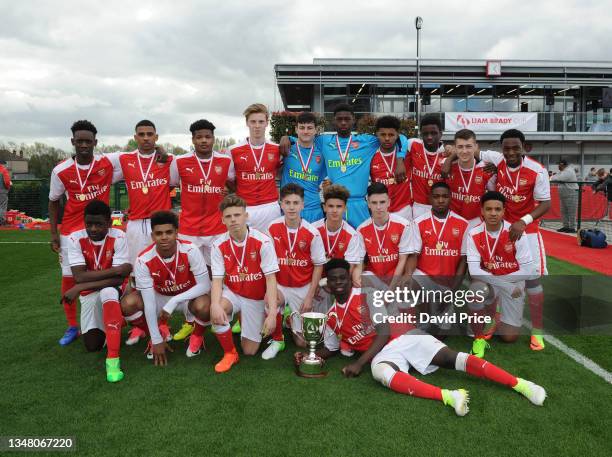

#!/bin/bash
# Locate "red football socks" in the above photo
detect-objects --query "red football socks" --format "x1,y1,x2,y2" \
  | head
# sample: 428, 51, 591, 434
389, 370, 443, 401
61, 276, 78, 327
102, 300, 124, 358
466, 354, 517, 388
215, 329, 236, 354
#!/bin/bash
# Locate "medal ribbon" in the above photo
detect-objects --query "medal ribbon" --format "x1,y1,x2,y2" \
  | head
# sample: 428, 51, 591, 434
429, 213, 450, 246
155, 242, 181, 285
503, 160, 523, 194
248, 139, 266, 171
296, 144, 314, 174
324, 221, 344, 257
74, 159, 95, 194
459, 163, 476, 196
195, 153, 214, 185
373, 218, 390, 254
332, 289, 356, 334
229, 231, 249, 273
89, 235, 109, 270
286, 221, 301, 256
378, 148, 396, 177
423, 150, 439, 181
335, 134, 352, 168
137, 153, 156, 186
484, 226, 502, 267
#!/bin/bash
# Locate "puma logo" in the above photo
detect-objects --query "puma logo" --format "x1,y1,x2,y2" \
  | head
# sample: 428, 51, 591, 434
107, 322, 121, 331
69, 179, 78, 184
128, 162, 136, 168
240, 156, 248, 161
151, 271, 161, 277
224, 254, 232, 261
364, 238, 371, 243
273, 236, 282, 242
185, 167, 194, 174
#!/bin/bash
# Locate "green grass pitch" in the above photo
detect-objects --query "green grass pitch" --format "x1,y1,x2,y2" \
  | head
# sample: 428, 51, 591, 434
1, 230, 611, 457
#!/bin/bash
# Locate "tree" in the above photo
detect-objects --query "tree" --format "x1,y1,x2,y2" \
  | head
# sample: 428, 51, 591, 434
28, 149, 68, 179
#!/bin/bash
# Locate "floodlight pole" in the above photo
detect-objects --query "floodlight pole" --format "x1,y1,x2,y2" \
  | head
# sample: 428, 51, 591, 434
415, 16, 423, 133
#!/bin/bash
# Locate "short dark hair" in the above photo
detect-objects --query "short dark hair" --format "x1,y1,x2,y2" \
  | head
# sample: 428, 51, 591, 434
481, 190, 506, 206
189, 119, 215, 135
500, 129, 525, 144
454, 128, 476, 141
420, 114, 442, 131
296, 112, 317, 125
323, 184, 350, 203
135, 120, 156, 132
367, 182, 388, 197
150, 210, 178, 229
558, 159, 568, 166
431, 181, 450, 193
219, 194, 246, 212
71, 120, 97, 136
333, 104, 354, 115
84, 200, 110, 219
280, 183, 304, 200
375, 115, 401, 131
324, 258, 350, 274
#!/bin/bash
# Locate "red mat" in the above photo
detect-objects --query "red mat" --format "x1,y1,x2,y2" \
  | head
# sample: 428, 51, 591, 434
540, 228, 612, 275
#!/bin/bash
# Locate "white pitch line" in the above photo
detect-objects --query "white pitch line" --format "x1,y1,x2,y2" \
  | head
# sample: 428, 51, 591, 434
524, 319, 612, 384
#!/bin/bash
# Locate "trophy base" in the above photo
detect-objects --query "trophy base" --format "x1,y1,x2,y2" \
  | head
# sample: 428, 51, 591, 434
295, 366, 328, 378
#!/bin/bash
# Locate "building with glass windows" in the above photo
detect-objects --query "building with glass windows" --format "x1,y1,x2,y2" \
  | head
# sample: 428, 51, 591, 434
274, 58, 612, 174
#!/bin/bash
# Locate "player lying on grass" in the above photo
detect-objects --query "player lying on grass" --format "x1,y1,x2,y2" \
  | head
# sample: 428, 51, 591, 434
210, 195, 280, 373
265, 183, 326, 356
465, 191, 534, 358
296, 259, 546, 416
65, 200, 132, 382
121, 210, 212, 366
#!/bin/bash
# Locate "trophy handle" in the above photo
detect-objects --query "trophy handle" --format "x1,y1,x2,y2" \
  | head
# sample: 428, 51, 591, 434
289, 311, 302, 337
318, 314, 329, 344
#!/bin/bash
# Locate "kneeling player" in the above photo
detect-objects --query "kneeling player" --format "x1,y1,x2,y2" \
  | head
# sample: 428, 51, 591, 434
305, 259, 546, 416
266, 184, 326, 356
210, 195, 280, 373
65, 200, 132, 382
121, 211, 212, 366
465, 191, 534, 358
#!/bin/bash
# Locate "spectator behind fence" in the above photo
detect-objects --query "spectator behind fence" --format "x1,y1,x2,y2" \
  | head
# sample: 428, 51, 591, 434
0, 160, 12, 225
584, 167, 597, 182
550, 159, 578, 233
593, 168, 612, 203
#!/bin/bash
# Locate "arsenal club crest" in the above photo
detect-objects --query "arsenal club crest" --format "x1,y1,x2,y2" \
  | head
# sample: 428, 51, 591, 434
98, 168, 106, 176
452, 228, 460, 237
250, 251, 257, 261
268, 153, 275, 162
299, 240, 307, 250
519, 178, 528, 187
106, 250, 112, 259
390, 233, 399, 243
177, 264, 186, 273
352, 142, 359, 149
475, 175, 483, 184
315, 155, 321, 164
215, 165, 223, 175
504, 242, 513, 253
338, 242, 345, 251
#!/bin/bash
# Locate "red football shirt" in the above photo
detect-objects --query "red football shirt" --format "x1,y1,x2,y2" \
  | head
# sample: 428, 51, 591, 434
411, 210, 469, 277
113, 151, 175, 220
49, 156, 115, 236
173, 151, 235, 236
66, 228, 130, 296
311, 219, 362, 264
230, 140, 281, 206
446, 161, 495, 221
370, 149, 412, 212
135, 239, 208, 296
407, 139, 446, 205
480, 151, 550, 234
357, 214, 414, 278
325, 289, 377, 352
267, 218, 326, 288
211, 229, 279, 300
467, 221, 532, 275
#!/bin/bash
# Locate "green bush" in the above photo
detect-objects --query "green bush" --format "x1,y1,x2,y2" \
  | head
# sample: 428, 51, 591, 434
269, 111, 326, 143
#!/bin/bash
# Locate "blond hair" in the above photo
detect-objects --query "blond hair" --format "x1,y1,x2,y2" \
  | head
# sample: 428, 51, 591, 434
243, 103, 269, 121
219, 194, 247, 212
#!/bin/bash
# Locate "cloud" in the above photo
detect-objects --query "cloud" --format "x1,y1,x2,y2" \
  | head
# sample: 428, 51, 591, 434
0, 0, 609, 151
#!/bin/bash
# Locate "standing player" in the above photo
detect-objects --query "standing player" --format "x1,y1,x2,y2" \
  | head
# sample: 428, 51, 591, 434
370, 116, 413, 220
230, 104, 282, 233
409, 115, 448, 219
355, 183, 414, 284
121, 211, 212, 364
280, 104, 409, 228
444, 129, 495, 229
65, 200, 132, 382
449, 129, 550, 351
466, 191, 534, 358
171, 119, 235, 340
407, 183, 469, 320
108, 120, 176, 346
300, 259, 546, 416
265, 184, 326, 358
280, 112, 326, 222
49, 120, 118, 346
210, 195, 280, 373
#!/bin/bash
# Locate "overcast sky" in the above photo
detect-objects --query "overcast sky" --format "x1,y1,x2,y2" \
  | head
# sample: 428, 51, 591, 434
1, 0, 610, 151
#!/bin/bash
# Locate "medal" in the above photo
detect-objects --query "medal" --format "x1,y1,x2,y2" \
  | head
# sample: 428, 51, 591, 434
503, 161, 523, 204
388, 177, 395, 185
458, 162, 476, 202
335, 134, 352, 174
296, 143, 314, 174
324, 220, 344, 259
286, 220, 301, 258
73, 158, 95, 202
332, 289, 356, 335
378, 148, 397, 184
373, 218, 390, 259
137, 152, 156, 194
484, 224, 502, 271
430, 211, 450, 253
195, 152, 214, 193
423, 149, 440, 188
513, 195, 521, 203
155, 242, 181, 293
204, 184, 210, 193
229, 229, 249, 281
464, 196, 470, 203
427, 179, 434, 187
248, 139, 266, 180
89, 235, 109, 271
